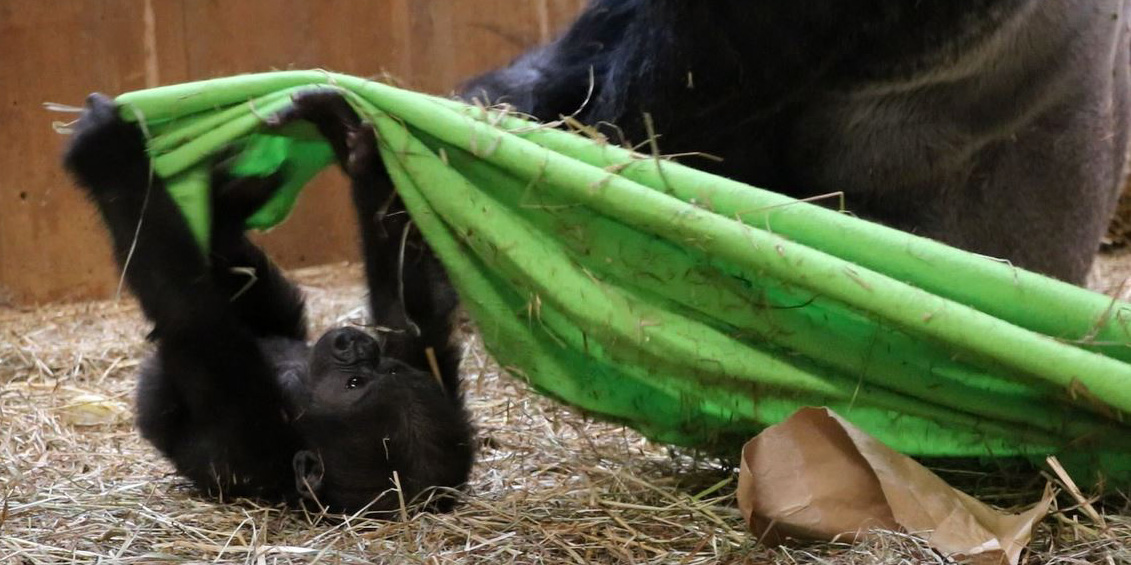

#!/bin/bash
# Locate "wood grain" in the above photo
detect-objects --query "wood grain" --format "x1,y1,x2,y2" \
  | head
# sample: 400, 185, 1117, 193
0, 0, 582, 305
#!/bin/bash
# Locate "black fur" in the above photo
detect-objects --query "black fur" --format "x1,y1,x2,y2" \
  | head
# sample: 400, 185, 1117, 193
462, 0, 1131, 283
63, 93, 473, 514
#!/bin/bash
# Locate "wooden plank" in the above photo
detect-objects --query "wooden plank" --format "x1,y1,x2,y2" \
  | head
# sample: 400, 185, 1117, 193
406, 0, 579, 95
175, 0, 396, 273
0, 0, 155, 304
0, 0, 584, 305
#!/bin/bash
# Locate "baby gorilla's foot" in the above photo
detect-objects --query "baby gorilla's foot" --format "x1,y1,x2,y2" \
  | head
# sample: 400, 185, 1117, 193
265, 89, 378, 177
344, 121, 379, 179
266, 89, 363, 165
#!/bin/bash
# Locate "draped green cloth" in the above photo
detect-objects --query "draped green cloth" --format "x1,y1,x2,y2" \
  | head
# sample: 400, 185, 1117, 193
115, 71, 1131, 488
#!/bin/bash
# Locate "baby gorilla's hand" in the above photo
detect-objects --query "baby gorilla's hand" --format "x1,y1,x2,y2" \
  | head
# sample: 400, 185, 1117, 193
210, 151, 285, 226
62, 93, 149, 192
207, 151, 288, 248
266, 89, 379, 178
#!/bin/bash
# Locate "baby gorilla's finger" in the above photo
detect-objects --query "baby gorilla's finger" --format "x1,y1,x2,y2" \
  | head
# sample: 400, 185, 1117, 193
77, 93, 119, 130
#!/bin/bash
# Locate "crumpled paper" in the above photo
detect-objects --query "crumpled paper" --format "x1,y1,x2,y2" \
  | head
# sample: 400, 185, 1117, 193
737, 407, 1052, 565
57, 391, 130, 426
5, 381, 131, 426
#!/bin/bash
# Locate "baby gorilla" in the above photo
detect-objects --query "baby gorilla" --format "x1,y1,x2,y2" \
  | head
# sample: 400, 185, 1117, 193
63, 92, 473, 513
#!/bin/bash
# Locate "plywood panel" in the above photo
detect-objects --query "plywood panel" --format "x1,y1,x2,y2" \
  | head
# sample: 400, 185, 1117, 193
175, 0, 397, 273
0, 0, 157, 304
0, 0, 584, 305
402, 0, 577, 95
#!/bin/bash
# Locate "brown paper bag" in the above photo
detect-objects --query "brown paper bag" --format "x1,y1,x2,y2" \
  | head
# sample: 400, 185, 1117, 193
737, 407, 1052, 565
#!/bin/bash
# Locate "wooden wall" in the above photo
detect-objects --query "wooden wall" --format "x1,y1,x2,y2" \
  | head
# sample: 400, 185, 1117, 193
0, 0, 584, 305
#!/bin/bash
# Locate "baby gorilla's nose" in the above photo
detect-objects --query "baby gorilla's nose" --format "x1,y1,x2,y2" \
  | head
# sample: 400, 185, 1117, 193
327, 327, 379, 364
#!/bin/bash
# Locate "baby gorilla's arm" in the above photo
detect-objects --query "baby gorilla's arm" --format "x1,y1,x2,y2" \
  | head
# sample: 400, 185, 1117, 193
63, 94, 233, 337
64, 94, 304, 500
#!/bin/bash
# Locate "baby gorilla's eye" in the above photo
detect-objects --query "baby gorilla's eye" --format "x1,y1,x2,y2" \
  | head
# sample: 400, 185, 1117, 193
346, 376, 364, 390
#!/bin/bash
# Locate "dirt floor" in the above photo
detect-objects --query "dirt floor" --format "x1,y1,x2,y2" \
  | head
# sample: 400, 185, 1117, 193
2, 256, 1130, 564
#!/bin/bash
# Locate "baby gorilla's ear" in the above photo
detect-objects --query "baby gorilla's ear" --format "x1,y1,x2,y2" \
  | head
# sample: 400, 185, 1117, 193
292, 450, 325, 503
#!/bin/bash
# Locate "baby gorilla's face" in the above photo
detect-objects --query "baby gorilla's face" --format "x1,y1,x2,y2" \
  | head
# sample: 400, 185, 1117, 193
272, 327, 426, 416
280, 327, 460, 513
306, 327, 403, 413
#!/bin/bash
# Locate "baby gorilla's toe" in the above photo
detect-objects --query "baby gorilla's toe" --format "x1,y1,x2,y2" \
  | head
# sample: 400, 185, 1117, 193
345, 124, 379, 178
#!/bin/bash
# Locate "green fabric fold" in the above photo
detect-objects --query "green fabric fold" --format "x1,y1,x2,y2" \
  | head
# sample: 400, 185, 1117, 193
113, 71, 1131, 488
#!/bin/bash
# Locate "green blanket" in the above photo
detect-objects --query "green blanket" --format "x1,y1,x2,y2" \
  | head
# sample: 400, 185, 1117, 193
114, 71, 1131, 488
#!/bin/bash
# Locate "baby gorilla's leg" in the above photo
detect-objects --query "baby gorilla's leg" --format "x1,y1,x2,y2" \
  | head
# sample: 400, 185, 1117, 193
65, 94, 304, 500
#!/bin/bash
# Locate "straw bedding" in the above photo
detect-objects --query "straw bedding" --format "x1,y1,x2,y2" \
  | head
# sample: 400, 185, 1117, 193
2, 261, 1128, 564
